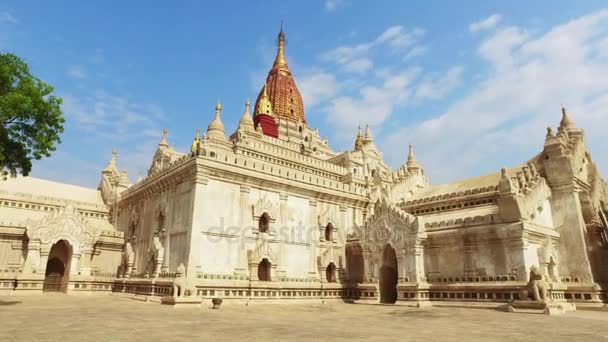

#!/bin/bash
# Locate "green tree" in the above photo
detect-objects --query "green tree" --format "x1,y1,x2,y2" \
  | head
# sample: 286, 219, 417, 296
0, 53, 64, 178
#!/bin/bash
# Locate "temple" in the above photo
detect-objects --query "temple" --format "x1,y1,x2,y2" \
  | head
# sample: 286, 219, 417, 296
1, 28, 607, 307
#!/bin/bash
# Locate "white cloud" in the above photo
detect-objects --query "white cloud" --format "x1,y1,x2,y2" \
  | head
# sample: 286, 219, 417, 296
325, 0, 343, 11
62, 91, 165, 141
414, 66, 463, 101
0, 12, 17, 24
66, 65, 87, 79
298, 71, 338, 108
469, 14, 502, 33
404, 45, 428, 60
383, 9, 608, 183
321, 25, 425, 74
343, 58, 373, 73
323, 68, 420, 137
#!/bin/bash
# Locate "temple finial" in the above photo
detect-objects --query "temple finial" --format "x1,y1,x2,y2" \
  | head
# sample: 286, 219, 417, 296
255, 83, 274, 116
159, 128, 168, 147
207, 102, 226, 140
354, 125, 363, 151
364, 124, 373, 143
272, 23, 289, 73
407, 144, 421, 171
103, 148, 118, 173
560, 104, 575, 129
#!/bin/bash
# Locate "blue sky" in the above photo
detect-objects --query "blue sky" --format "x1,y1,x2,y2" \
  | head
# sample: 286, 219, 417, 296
2, 1, 608, 187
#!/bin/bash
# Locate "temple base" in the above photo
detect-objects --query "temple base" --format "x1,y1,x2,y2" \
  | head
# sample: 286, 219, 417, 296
503, 300, 576, 315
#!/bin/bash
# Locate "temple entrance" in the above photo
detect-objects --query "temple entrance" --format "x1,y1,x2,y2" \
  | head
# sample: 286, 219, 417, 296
326, 262, 337, 283
43, 240, 72, 293
346, 243, 364, 283
258, 258, 271, 281
379, 244, 398, 304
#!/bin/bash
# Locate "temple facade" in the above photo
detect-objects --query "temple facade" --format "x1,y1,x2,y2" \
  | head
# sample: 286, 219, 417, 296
1, 29, 607, 306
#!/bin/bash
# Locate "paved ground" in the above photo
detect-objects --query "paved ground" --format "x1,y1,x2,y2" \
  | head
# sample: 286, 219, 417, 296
1, 295, 608, 341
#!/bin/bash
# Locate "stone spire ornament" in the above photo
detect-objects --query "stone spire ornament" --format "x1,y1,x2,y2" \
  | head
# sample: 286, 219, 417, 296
406, 144, 421, 171
206, 100, 226, 140
103, 148, 119, 174
559, 104, 575, 130
363, 124, 373, 144
159, 128, 169, 147
238, 98, 254, 130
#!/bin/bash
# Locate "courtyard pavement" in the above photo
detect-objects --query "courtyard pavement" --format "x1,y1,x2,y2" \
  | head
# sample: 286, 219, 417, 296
1, 295, 608, 341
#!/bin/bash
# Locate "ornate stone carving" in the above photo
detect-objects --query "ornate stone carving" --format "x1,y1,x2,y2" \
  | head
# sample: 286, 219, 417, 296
252, 196, 279, 221
172, 263, 196, 297
520, 266, 550, 302
25, 203, 100, 256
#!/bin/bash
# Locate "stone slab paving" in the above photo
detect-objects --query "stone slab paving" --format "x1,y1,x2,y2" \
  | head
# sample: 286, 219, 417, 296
1, 295, 608, 342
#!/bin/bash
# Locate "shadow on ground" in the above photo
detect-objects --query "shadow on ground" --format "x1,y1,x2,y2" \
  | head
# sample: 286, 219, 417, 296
0, 299, 21, 306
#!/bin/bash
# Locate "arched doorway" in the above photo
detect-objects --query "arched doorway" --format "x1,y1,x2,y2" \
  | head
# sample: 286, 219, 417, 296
326, 262, 337, 283
43, 240, 72, 293
259, 213, 270, 233
325, 223, 333, 242
379, 244, 398, 304
258, 258, 271, 281
346, 243, 364, 283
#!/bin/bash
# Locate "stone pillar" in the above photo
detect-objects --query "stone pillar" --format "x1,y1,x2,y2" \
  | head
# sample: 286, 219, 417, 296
234, 185, 251, 275
308, 199, 319, 277
362, 249, 372, 282
277, 192, 288, 277
396, 250, 408, 282
79, 247, 93, 276
185, 173, 208, 278
504, 239, 530, 281
23, 240, 41, 274
404, 241, 426, 283
70, 253, 81, 275
550, 184, 594, 283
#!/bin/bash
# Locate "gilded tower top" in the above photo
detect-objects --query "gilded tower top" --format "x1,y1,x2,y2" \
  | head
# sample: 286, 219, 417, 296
254, 26, 306, 123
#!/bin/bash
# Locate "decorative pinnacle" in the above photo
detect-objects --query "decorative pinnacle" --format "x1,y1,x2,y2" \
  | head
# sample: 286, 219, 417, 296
407, 144, 421, 170
159, 128, 169, 147
215, 99, 222, 113
273, 23, 289, 73
560, 104, 575, 129
364, 124, 373, 142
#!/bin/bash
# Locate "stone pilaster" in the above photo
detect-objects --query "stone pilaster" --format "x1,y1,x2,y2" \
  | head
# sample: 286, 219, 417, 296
235, 185, 251, 275
308, 199, 318, 277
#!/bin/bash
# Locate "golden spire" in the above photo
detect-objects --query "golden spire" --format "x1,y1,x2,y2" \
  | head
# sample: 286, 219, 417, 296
256, 83, 274, 116
354, 125, 364, 151
215, 99, 222, 112
191, 128, 201, 152
272, 23, 290, 75
159, 128, 168, 147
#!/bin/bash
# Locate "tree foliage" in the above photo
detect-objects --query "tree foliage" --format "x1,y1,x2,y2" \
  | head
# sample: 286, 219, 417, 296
0, 53, 64, 178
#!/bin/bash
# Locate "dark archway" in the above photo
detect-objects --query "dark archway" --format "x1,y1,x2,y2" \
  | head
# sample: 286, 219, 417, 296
326, 262, 337, 283
259, 213, 270, 233
346, 243, 364, 283
379, 244, 398, 304
258, 258, 271, 281
43, 240, 72, 293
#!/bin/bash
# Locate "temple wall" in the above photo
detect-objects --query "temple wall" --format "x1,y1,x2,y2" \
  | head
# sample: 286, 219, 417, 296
550, 189, 595, 282
91, 248, 121, 274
